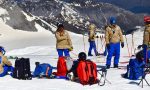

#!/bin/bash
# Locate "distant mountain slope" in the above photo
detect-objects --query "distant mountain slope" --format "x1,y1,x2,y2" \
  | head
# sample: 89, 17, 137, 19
62, 0, 150, 14
15, 0, 145, 34
0, 0, 37, 31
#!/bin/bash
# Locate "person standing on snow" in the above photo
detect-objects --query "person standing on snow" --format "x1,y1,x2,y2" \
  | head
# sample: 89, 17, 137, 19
0, 46, 14, 77
55, 23, 73, 57
88, 23, 99, 56
105, 17, 124, 69
138, 16, 150, 63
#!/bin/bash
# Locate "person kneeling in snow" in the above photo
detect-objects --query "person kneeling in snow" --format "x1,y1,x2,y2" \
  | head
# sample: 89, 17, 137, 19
67, 52, 98, 85
0, 46, 14, 77
122, 50, 145, 80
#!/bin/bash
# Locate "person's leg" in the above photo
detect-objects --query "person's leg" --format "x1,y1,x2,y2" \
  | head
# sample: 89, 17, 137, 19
103, 47, 108, 56
88, 41, 93, 56
114, 43, 120, 68
57, 49, 63, 57
0, 66, 9, 77
106, 43, 115, 68
7, 66, 14, 77
93, 41, 99, 55
64, 49, 70, 57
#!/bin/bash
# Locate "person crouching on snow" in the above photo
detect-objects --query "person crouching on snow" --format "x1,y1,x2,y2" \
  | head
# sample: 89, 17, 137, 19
55, 23, 73, 57
0, 46, 14, 77
105, 17, 124, 69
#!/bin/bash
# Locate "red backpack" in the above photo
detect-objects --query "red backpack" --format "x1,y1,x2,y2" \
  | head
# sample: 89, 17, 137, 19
77, 60, 98, 85
54, 57, 67, 76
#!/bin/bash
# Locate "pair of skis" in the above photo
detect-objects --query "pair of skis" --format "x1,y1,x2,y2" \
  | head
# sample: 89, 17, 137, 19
124, 32, 135, 57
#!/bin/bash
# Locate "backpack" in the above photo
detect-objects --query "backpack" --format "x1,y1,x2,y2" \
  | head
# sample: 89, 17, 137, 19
77, 60, 98, 85
13, 58, 32, 80
56, 57, 67, 77
33, 63, 53, 78
124, 58, 145, 80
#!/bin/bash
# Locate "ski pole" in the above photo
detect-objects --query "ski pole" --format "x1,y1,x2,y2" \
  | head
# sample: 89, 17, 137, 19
96, 35, 99, 53
83, 34, 86, 53
131, 33, 135, 55
99, 35, 103, 53
125, 35, 131, 57
70, 51, 78, 57
101, 35, 105, 52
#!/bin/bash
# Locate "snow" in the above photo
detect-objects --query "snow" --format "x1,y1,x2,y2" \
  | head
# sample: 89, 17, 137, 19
22, 11, 35, 22
0, 20, 150, 89
0, 7, 10, 22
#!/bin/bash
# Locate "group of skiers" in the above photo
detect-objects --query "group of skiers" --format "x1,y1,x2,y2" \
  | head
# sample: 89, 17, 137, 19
0, 16, 150, 84
55, 16, 125, 69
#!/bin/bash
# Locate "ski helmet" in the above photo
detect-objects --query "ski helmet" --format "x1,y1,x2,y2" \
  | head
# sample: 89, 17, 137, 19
0, 46, 6, 55
78, 52, 87, 60
144, 16, 150, 23
110, 17, 116, 24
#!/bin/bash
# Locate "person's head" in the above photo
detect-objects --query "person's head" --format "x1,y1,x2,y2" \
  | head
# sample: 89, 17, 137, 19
90, 18, 95, 24
89, 24, 96, 31
0, 46, 5, 55
78, 52, 87, 61
57, 23, 64, 32
110, 16, 116, 25
35, 62, 40, 66
144, 16, 150, 25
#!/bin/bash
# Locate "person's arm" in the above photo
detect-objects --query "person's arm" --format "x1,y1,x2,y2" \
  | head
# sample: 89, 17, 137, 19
2, 56, 12, 66
105, 28, 110, 44
55, 32, 67, 41
143, 30, 149, 46
66, 32, 73, 47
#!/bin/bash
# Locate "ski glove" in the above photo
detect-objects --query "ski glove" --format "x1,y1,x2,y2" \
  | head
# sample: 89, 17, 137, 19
69, 47, 73, 51
106, 44, 110, 49
121, 42, 124, 48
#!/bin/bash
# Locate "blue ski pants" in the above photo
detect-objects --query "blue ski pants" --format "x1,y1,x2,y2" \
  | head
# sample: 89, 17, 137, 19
106, 42, 120, 66
88, 41, 98, 55
57, 49, 70, 57
0, 66, 14, 77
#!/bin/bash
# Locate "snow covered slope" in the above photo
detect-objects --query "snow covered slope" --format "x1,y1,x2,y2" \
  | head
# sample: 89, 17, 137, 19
0, 16, 149, 90
1, 27, 149, 90
0, 20, 53, 51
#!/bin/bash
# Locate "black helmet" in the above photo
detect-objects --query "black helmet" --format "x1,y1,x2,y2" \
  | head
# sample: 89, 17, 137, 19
78, 52, 87, 60
35, 62, 40, 66
110, 16, 116, 25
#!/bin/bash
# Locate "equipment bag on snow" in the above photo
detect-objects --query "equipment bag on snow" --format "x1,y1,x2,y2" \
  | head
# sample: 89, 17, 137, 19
123, 58, 145, 80
77, 60, 98, 85
33, 63, 53, 78
53, 57, 67, 77
13, 58, 32, 80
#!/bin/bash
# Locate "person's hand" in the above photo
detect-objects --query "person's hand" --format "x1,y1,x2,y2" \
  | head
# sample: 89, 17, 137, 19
121, 42, 124, 48
69, 46, 73, 51
106, 44, 110, 49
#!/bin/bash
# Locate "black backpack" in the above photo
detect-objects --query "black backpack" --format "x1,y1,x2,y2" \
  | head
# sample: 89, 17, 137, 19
13, 58, 32, 80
